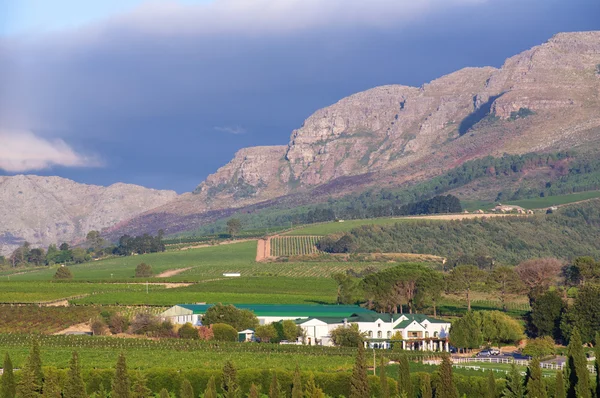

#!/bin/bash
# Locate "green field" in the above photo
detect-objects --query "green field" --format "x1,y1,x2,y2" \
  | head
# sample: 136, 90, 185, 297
283, 218, 421, 236
505, 190, 600, 209
271, 236, 321, 256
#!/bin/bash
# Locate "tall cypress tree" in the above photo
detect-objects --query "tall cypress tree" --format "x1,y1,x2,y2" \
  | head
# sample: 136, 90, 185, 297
502, 363, 525, 398
291, 365, 303, 398
379, 356, 389, 398
1, 353, 16, 398
486, 371, 497, 398
204, 376, 217, 398
40, 370, 61, 398
554, 371, 565, 398
63, 352, 87, 398
398, 354, 413, 398
436, 355, 458, 398
158, 388, 169, 398
222, 360, 239, 398
248, 383, 260, 398
566, 328, 591, 398
111, 353, 130, 398
525, 357, 546, 398
269, 372, 281, 398
420, 374, 433, 398
17, 341, 44, 398
179, 379, 194, 398
349, 344, 369, 398
304, 373, 325, 398
29, 340, 43, 389
131, 372, 152, 398
594, 332, 599, 398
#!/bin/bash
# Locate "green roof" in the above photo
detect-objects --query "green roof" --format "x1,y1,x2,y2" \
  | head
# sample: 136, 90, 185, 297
177, 304, 374, 318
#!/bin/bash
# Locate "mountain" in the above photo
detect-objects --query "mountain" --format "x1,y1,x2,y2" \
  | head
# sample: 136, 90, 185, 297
108, 31, 600, 238
0, 175, 177, 255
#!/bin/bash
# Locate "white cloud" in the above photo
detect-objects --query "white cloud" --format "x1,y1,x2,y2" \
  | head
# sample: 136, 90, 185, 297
214, 125, 246, 135
0, 131, 100, 172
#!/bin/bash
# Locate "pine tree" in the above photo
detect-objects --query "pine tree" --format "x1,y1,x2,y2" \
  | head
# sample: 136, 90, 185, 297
554, 371, 565, 398
379, 356, 389, 398
222, 360, 239, 398
111, 353, 130, 398
1, 353, 16, 398
248, 384, 260, 398
502, 363, 525, 398
158, 388, 169, 398
179, 379, 194, 398
63, 352, 87, 398
566, 328, 591, 398
29, 340, 43, 388
292, 365, 303, 398
40, 370, 61, 398
204, 376, 217, 398
269, 372, 281, 398
95, 383, 108, 398
303, 374, 325, 398
486, 371, 497, 398
349, 344, 369, 398
525, 357, 546, 398
130, 372, 152, 398
420, 374, 433, 398
594, 332, 599, 398
17, 340, 44, 398
436, 355, 459, 398
398, 354, 413, 398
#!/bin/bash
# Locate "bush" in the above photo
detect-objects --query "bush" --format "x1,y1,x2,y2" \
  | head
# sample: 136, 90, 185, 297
91, 318, 108, 336
130, 313, 161, 335
53, 266, 73, 280
108, 313, 129, 334
255, 324, 277, 343
198, 326, 214, 341
211, 323, 238, 342
135, 263, 153, 278
522, 336, 556, 358
178, 323, 199, 340
330, 324, 365, 347
202, 304, 259, 331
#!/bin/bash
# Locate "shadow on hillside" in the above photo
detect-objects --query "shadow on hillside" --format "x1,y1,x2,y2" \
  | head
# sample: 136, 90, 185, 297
459, 93, 503, 136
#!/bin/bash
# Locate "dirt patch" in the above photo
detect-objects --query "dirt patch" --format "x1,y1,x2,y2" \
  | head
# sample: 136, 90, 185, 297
256, 238, 271, 262
54, 322, 92, 335
156, 267, 192, 278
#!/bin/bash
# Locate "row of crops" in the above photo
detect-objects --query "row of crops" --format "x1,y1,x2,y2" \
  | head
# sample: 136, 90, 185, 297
0, 305, 102, 334
270, 236, 322, 257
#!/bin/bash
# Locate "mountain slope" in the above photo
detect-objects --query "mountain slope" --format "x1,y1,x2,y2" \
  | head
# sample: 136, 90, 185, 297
0, 175, 177, 255
108, 31, 600, 238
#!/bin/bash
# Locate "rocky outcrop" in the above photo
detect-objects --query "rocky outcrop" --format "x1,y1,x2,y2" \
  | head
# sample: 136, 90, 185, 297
0, 175, 177, 255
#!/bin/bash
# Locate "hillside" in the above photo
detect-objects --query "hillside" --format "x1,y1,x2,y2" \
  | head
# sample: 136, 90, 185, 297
109, 31, 600, 238
0, 175, 177, 255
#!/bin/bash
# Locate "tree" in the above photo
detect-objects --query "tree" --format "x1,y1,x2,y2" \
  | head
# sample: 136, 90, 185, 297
178, 323, 199, 339
475, 311, 524, 346
569, 257, 599, 286
86, 230, 106, 252
436, 355, 458, 398
595, 332, 600, 398
111, 353, 130, 398
222, 360, 239, 398
486, 371, 497, 398
269, 372, 281, 398
41, 370, 61, 398
332, 273, 358, 304
179, 379, 194, 398
158, 389, 169, 398
1, 353, 16, 398
59, 243, 70, 251
304, 374, 325, 398
212, 323, 238, 342
522, 337, 555, 359
420, 374, 433, 398
227, 218, 242, 237
529, 290, 566, 340
203, 304, 259, 331
330, 324, 365, 347
488, 266, 525, 312
349, 344, 369, 398
63, 352, 86, 398
379, 356, 389, 398
134, 263, 153, 278
446, 265, 485, 311
502, 363, 524, 398
449, 311, 483, 352
554, 371, 565, 398
255, 324, 278, 343
515, 258, 563, 301
292, 365, 303, 398
398, 355, 413, 398
561, 284, 600, 344
204, 376, 217, 398
131, 372, 152, 398
566, 328, 591, 398
53, 266, 73, 280
17, 340, 44, 398
282, 320, 301, 342
525, 357, 546, 398
248, 384, 260, 398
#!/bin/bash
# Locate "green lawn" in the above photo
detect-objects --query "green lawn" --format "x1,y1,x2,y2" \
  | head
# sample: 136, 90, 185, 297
505, 190, 600, 209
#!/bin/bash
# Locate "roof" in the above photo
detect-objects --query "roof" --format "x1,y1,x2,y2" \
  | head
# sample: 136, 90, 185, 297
173, 304, 375, 318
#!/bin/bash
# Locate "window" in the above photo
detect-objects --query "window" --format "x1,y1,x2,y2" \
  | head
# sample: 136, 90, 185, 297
378, 323, 381, 328
368, 331, 373, 338
425, 332, 429, 338
387, 331, 392, 338
377, 331, 382, 338
434, 331, 438, 338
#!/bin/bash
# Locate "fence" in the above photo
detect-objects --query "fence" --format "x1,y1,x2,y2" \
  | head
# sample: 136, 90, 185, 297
451, 357, 596, 375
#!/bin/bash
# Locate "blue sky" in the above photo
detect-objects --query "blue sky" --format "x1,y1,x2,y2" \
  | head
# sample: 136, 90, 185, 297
0, 0, 599, 192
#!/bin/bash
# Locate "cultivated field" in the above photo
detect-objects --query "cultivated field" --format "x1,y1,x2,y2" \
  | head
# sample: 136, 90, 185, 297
270, 236, 321, 257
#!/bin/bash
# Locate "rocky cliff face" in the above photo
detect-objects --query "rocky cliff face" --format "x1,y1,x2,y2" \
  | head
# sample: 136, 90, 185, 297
187, 31, 600, 210
0, 175, 177, 255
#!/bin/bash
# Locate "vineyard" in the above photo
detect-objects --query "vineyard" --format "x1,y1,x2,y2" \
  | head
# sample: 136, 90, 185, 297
270, 236, 322, 257
0, 305, 102, 334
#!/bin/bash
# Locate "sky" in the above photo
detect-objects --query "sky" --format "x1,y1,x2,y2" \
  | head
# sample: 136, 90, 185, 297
0, 0, 599, 193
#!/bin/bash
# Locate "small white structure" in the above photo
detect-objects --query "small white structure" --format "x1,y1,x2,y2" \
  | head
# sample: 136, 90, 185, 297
238, 329, 255, 342
223, 273, 241, 277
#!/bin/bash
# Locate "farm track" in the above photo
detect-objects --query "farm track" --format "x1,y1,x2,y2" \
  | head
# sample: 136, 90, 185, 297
156, 267, 192, 278
171, 238, 257, 251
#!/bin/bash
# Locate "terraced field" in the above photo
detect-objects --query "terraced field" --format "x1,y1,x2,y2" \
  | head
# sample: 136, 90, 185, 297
270, 236, 321, 257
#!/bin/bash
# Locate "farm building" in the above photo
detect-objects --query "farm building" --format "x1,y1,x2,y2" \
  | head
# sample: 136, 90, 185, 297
160, 304, 451, 350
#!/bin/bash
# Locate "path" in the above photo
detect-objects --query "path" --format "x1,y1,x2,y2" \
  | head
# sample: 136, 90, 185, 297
54, 322, 92, 335
174, 238, 256, 251
156, 267, 192, 278
256, 236, 273, 262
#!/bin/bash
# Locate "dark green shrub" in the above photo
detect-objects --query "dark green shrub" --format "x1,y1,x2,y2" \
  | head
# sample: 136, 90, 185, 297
54, 267, 73, 280
178, 323, 199, 339
211, 323, 238, 342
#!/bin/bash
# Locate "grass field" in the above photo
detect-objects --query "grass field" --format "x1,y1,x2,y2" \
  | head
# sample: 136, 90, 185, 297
283, 218, 417, 236
505, 190, 600, 209
271, 236, 321, 257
